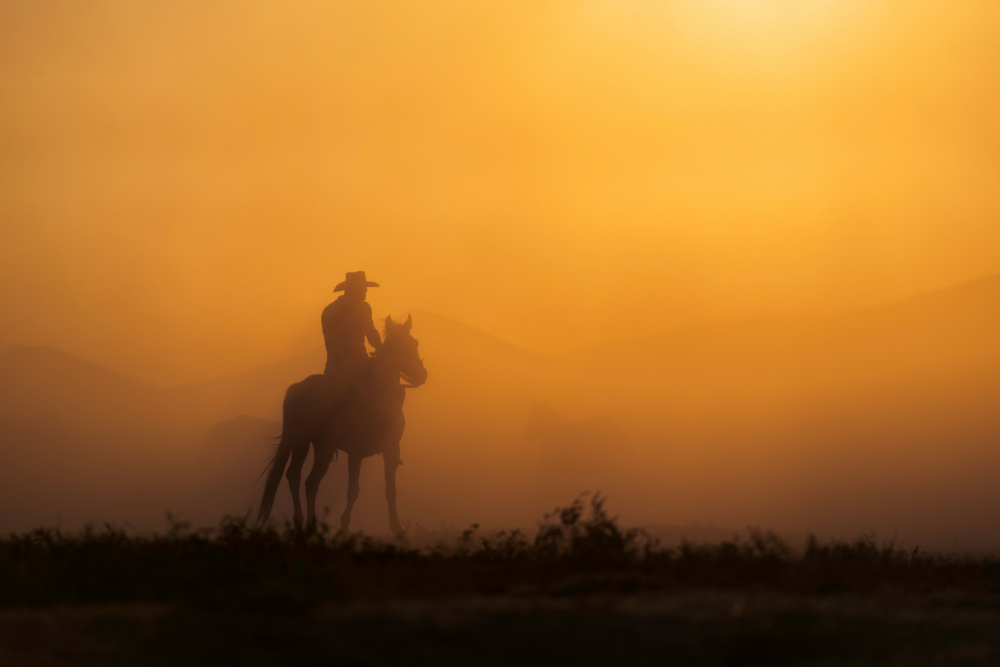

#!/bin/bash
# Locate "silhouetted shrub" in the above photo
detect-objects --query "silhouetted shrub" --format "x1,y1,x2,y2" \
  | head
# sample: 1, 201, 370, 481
1, 495, 997, 607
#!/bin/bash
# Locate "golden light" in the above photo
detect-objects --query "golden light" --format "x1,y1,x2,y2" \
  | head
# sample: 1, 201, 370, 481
0, 0, 999, 551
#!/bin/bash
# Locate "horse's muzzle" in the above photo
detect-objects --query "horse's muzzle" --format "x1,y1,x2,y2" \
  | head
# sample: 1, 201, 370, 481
402, 365, 427, 388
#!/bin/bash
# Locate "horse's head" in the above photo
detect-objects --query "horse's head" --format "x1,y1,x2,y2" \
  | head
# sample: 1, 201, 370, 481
382, 314, 427, 388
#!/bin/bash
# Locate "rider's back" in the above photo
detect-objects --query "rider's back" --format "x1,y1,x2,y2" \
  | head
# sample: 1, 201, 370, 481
321, 295, 373, 377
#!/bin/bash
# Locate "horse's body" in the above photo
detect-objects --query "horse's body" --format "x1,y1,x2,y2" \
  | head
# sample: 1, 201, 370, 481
256, 315, 426, 536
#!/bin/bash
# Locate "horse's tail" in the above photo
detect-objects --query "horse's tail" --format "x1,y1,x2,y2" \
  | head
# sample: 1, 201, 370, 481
255, 431, 295, 527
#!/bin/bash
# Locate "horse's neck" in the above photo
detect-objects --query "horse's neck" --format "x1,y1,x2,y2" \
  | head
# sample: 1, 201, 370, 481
366, 355, 404, 415
368, 353, 400, 391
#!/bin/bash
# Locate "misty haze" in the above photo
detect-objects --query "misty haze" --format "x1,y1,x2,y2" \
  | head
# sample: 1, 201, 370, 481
2, 275, 998, 548
2, 1, 1000, 664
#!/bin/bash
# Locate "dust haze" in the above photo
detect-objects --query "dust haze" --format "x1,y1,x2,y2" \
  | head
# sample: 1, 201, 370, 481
1, 1, 999, 548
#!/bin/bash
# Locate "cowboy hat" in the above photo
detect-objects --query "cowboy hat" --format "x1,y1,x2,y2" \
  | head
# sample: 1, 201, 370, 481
334, 271, 380, 292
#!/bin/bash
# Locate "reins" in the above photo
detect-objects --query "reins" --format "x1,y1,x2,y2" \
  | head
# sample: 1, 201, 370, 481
374, 349, 420, 389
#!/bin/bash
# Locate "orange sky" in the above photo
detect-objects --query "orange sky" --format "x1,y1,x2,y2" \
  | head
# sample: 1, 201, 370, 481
2, 0, 999, 385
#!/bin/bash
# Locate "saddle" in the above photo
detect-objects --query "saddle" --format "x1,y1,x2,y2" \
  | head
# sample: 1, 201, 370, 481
320, 368, 374, 427
319, 359, 400, 437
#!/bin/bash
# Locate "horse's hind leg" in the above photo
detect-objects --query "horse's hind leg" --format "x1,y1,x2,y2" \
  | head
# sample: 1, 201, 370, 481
304, 444, 334, 529
340, 453, 362, 535
286, 444, 309, 528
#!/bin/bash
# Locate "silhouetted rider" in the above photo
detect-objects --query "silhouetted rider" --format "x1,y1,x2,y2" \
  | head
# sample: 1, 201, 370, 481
321, 271, 405, 464
322, 271, 382, 379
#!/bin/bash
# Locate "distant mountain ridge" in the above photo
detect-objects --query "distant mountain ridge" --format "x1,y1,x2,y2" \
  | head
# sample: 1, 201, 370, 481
3, 273, 998, 423
0, 345, 173, 425
566, 272, 1000, 381
579, 272, 1000, 352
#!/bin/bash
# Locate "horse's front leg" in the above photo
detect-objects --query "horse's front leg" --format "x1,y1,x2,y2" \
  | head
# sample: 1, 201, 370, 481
383, 415, 406, 538
340, 453, 362, 535
384, 452, 404, 538
304, 443, 334, 530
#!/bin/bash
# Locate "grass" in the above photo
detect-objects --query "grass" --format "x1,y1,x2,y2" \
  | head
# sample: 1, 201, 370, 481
3, 493, 998, 607
2, 494, 999, 665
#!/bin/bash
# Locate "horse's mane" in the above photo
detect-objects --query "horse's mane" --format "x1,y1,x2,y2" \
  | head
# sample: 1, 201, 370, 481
382, 316, 412, 340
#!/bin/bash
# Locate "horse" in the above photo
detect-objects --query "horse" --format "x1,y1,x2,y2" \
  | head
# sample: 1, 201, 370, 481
255, 314, 427, 536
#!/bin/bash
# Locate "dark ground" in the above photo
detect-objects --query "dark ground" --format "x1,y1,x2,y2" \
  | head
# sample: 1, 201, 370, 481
2, 497, 999, 666
3, 592, 999, 666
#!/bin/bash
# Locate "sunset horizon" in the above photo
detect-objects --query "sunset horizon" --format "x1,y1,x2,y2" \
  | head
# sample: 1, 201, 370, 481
2, 2, 999, 663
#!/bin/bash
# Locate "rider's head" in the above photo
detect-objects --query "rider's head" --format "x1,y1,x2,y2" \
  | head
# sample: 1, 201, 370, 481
335, 271, 379, 300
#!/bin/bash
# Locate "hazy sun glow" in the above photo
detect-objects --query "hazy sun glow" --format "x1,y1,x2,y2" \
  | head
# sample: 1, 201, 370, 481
2, 1, 997, 383
704, 0, 850, 34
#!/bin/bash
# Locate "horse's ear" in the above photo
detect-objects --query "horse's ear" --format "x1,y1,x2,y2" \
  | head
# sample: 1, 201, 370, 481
403, 314, 412, 332
385, 315, 395, 329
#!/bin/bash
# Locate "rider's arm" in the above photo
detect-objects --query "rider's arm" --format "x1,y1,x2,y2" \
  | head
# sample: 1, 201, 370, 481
362, 303, 382, 351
